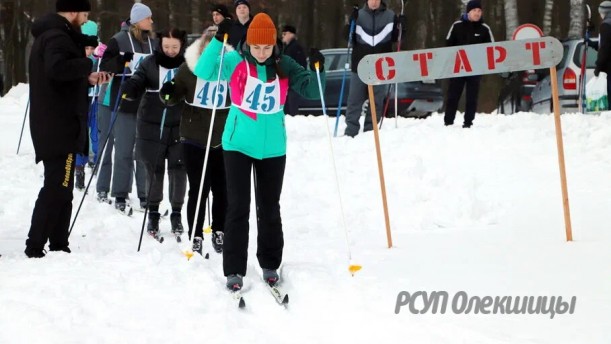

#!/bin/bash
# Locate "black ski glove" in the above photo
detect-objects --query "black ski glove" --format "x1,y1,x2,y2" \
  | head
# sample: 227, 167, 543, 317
215, 18, 233, 42
121, 51, 134, 63
309, 48, 325, 72
350, 5, 359, 22
160, 80, 175, 99
594, 67, 600, 77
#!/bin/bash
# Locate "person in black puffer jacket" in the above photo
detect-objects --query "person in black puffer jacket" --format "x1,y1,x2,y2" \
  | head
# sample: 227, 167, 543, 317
444, 0, 494, 128
160, 27, 231, 255
121, 28, 187, 238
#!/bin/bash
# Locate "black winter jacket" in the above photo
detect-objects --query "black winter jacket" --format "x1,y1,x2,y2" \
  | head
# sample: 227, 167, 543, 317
28, 13, 93, 163
283, 39, 307, 68
228, 17, 252, 48
121, 51, 185, 163
446, 14, 494, 47
595, 13, 611, 75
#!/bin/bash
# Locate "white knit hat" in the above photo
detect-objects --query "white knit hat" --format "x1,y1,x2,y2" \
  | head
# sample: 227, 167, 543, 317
130, 3, 152, 24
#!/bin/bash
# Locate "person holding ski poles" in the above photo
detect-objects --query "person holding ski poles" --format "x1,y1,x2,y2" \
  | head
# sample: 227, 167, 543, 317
194, 14, 326, 290
25, 0, 111, 258
344, 0, 403, 138
74, 20, 101, 191
444, 0, 493, 128
595, 1, 611, 110
120, 28, 187, 239
159, 27, 229, 255
100, 3, 156, 213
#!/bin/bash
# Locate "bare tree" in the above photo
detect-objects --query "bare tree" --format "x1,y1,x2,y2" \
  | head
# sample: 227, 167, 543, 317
504, 0, 519, 40
567, 0, 584, 38
542, 0, 554, 35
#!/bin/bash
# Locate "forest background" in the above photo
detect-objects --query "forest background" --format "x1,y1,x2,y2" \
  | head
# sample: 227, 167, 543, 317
0, 0, 601, 111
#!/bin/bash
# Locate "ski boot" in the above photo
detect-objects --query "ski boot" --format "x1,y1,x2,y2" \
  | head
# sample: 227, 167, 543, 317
212, 231, 224, 253
75, 166, 85, 190
147, 211, 163, 242
192, 237, 203, 255
170, 212, 184, 242
97, 191, 111, 204
226, 274, 244, 291
263, 268, 279, 286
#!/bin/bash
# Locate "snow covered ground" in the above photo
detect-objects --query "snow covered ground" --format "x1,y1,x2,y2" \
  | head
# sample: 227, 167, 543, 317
0, 84, 610, 343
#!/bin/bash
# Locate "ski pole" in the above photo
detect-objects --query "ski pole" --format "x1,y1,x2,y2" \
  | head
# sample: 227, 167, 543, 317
184, 33, 229, 260
137, 95, 170, 251
69, 62, 129, 238
333, 16, 357, 137
380, 0, 406, 130
16, 98, 30, 155
315, 61, 361, 276
578, 4, 592, 113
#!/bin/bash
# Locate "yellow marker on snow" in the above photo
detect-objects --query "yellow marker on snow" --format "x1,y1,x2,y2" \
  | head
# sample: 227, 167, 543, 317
204, 226, 212, 234
349, 264, 362, 276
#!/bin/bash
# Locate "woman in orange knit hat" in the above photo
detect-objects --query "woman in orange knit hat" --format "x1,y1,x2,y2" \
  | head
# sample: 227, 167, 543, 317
194, 13, 326, 291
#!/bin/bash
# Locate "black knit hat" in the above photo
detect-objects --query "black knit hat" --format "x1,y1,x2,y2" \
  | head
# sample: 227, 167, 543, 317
466, 0, 482, 12
56, 0, 91, 12
234, 0, 251, 10
282, 25, 297, 34
211, 4, 231, 18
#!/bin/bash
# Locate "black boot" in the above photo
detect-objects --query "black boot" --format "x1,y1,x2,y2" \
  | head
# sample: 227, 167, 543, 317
147, 211, 160, 234
170, 212, 184, 235
75, 166, 85, 190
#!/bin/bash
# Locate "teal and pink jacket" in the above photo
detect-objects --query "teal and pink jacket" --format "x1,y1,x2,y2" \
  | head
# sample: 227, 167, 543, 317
194, 38, 325, 159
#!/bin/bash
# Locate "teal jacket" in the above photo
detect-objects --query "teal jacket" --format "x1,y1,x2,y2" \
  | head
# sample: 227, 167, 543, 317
194, 38, 325, 159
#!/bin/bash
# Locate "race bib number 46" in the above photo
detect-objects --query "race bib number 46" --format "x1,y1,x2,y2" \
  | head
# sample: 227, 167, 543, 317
193, 78, 229, 109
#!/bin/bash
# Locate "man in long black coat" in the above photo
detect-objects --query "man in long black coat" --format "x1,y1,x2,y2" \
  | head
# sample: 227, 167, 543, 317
25, 0, 109, 258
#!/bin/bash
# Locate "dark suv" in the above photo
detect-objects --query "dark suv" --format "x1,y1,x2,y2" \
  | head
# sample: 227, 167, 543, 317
298, 48, 444, 117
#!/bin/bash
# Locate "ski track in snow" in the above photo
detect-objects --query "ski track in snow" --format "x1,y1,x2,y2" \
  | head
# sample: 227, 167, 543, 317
1, 84, 610, 343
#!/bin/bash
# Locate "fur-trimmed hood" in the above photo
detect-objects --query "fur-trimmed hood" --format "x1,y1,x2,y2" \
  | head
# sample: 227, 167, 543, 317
184, 38, 234, 73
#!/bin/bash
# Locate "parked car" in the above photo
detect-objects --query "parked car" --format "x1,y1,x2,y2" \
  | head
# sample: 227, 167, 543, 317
497, 70, 538, 114
530, 38, 598, 114
298, 48, 444, 117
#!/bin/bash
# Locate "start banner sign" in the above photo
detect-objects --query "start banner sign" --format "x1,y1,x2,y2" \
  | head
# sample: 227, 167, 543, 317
357, 37, 563, 85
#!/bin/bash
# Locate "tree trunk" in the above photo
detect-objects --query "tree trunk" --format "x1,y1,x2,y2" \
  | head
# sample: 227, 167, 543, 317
542, 0, 554, 35
191, 0, 201, 34
567, 0, 584, 38
504, 0, 519, 40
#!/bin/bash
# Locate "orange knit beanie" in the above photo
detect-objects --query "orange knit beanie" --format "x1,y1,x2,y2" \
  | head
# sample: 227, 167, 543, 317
246, 13, 277, 46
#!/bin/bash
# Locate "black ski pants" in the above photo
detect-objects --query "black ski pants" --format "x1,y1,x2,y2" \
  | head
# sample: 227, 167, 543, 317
183, 143, 227, 239
444, 76, 482, 126
222, 151, 286, 277
26, 154, 75, 250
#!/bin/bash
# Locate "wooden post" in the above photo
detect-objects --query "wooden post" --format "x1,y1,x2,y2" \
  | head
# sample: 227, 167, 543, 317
549, 66, 573, 241
367, 85, 393, 248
